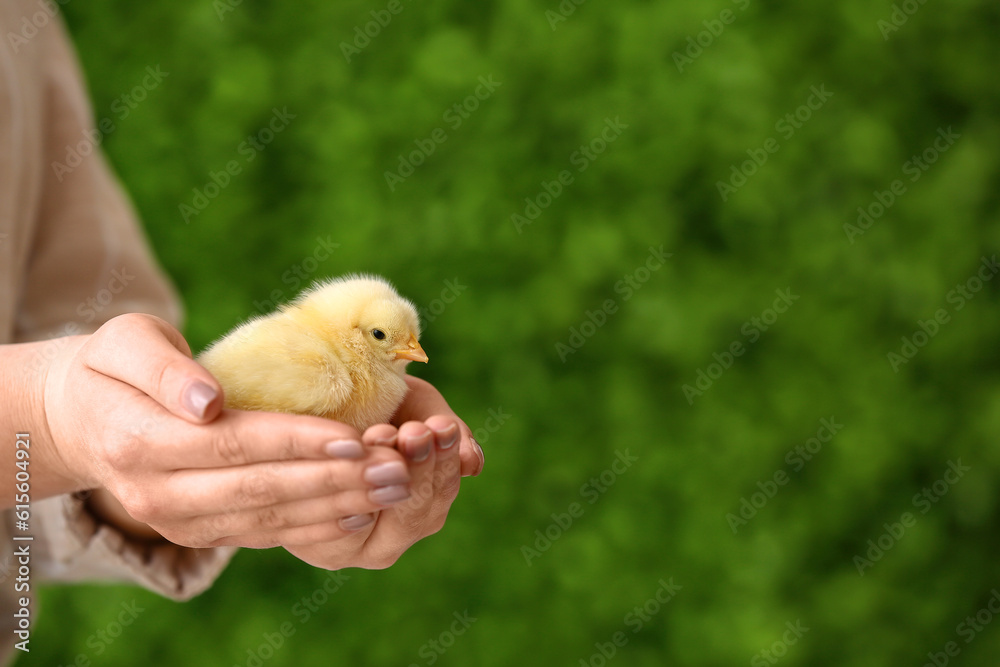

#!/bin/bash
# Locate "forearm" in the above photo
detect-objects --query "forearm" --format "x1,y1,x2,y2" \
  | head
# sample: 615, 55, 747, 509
0, 339, 81, 506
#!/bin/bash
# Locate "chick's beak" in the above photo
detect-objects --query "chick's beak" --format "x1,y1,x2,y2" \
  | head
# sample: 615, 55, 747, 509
394, 334, 428, 363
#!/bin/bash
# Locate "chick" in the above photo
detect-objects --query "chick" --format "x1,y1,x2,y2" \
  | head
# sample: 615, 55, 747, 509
198, 274, 428, 432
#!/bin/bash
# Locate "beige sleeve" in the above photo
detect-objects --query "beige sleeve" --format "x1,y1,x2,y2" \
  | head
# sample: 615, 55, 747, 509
0, 2, 235, 604
11, 7, 182, 342
28, 495, 236, 601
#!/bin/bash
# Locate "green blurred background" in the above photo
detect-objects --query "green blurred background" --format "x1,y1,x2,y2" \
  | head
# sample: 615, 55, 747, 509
24, 0, 1000, 665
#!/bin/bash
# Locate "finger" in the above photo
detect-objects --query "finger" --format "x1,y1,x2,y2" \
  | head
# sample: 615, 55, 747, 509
273, 515, 378, 547
381, 420, 461, 536
216, 514, 378, 549
424, 416, 482, 477
156, 446, 408, 517
426, 416, 480, 477
82, 313, 224, 423
465, 434, 485, 477
376, 421, 436, 518
397, 420, 434, 464
183, 487, 397, 545
397, 377, 481, 476
135, 408, 365, 469
363, 423, 398, 448
425, 416, 459, 449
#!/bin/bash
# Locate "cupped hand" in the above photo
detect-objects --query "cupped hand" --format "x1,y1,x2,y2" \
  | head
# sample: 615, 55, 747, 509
282, 377, 485, 569
40, 313, 415, 549
394, 375, 484, 478
284, 418, 463, 569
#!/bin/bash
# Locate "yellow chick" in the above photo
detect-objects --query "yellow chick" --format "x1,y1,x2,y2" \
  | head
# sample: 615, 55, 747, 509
198, 274, 428, 432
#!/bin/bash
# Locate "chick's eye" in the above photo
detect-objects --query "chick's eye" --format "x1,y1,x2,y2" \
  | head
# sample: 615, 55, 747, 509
371, 329, 386, 340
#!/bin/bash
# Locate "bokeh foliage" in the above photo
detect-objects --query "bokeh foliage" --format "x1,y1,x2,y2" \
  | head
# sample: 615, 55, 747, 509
23, 0, 1000, 665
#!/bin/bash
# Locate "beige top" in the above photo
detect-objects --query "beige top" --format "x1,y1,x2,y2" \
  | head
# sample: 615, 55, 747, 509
0, 2, 235, 662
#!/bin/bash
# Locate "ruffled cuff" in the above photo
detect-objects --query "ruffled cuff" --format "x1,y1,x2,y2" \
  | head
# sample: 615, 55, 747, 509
30, 493, 236, 601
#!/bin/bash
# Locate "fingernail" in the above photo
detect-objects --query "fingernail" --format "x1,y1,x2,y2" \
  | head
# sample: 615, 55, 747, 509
370, 485, 411, 505
404, 432, 432, 462
363, 461, 409, 486
339, 513, 375, 531
182, 381, 217, 420
435, 423, 459, 449
372, 435, 397, 448
325, 440, 364, 459
473, 438, 485, 476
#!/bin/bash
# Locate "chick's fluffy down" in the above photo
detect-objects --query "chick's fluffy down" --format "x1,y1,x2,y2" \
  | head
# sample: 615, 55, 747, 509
198, 275, 425, 432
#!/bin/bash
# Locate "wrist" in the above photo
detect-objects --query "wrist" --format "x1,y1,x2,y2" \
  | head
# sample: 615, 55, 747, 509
40, 335, 95, 492
0, 337, 93, 505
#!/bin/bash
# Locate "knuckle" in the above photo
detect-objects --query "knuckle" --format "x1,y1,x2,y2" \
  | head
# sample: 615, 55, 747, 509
279, 433, 300, 461
426, 514, 447, 537
255, 503, 283, 531
211, 432, 247, 466
398, 509, 428, 536
96, 313, 159, 343
152, 356, 189, 402
205, 510, 235, 537
321, 464, 343, 493
97, 313, 140, 337
441, 454, 463, 478
120, 490, 158, 523
410, 477, 435, 506
364, 552, 401, 570
238, 469, 277, 507
101, 436, 145, 471
428, 506, 449, 531
441, 473, 461, 503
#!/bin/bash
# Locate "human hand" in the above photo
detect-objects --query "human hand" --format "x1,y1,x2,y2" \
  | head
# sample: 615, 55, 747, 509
284, 418, 461, 569
282, 377, 484, 569
393, 375, 485, 478
39, 313, 417, 549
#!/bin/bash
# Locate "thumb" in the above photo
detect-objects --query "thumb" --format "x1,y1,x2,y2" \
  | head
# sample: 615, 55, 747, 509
82, 313, 224, 424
